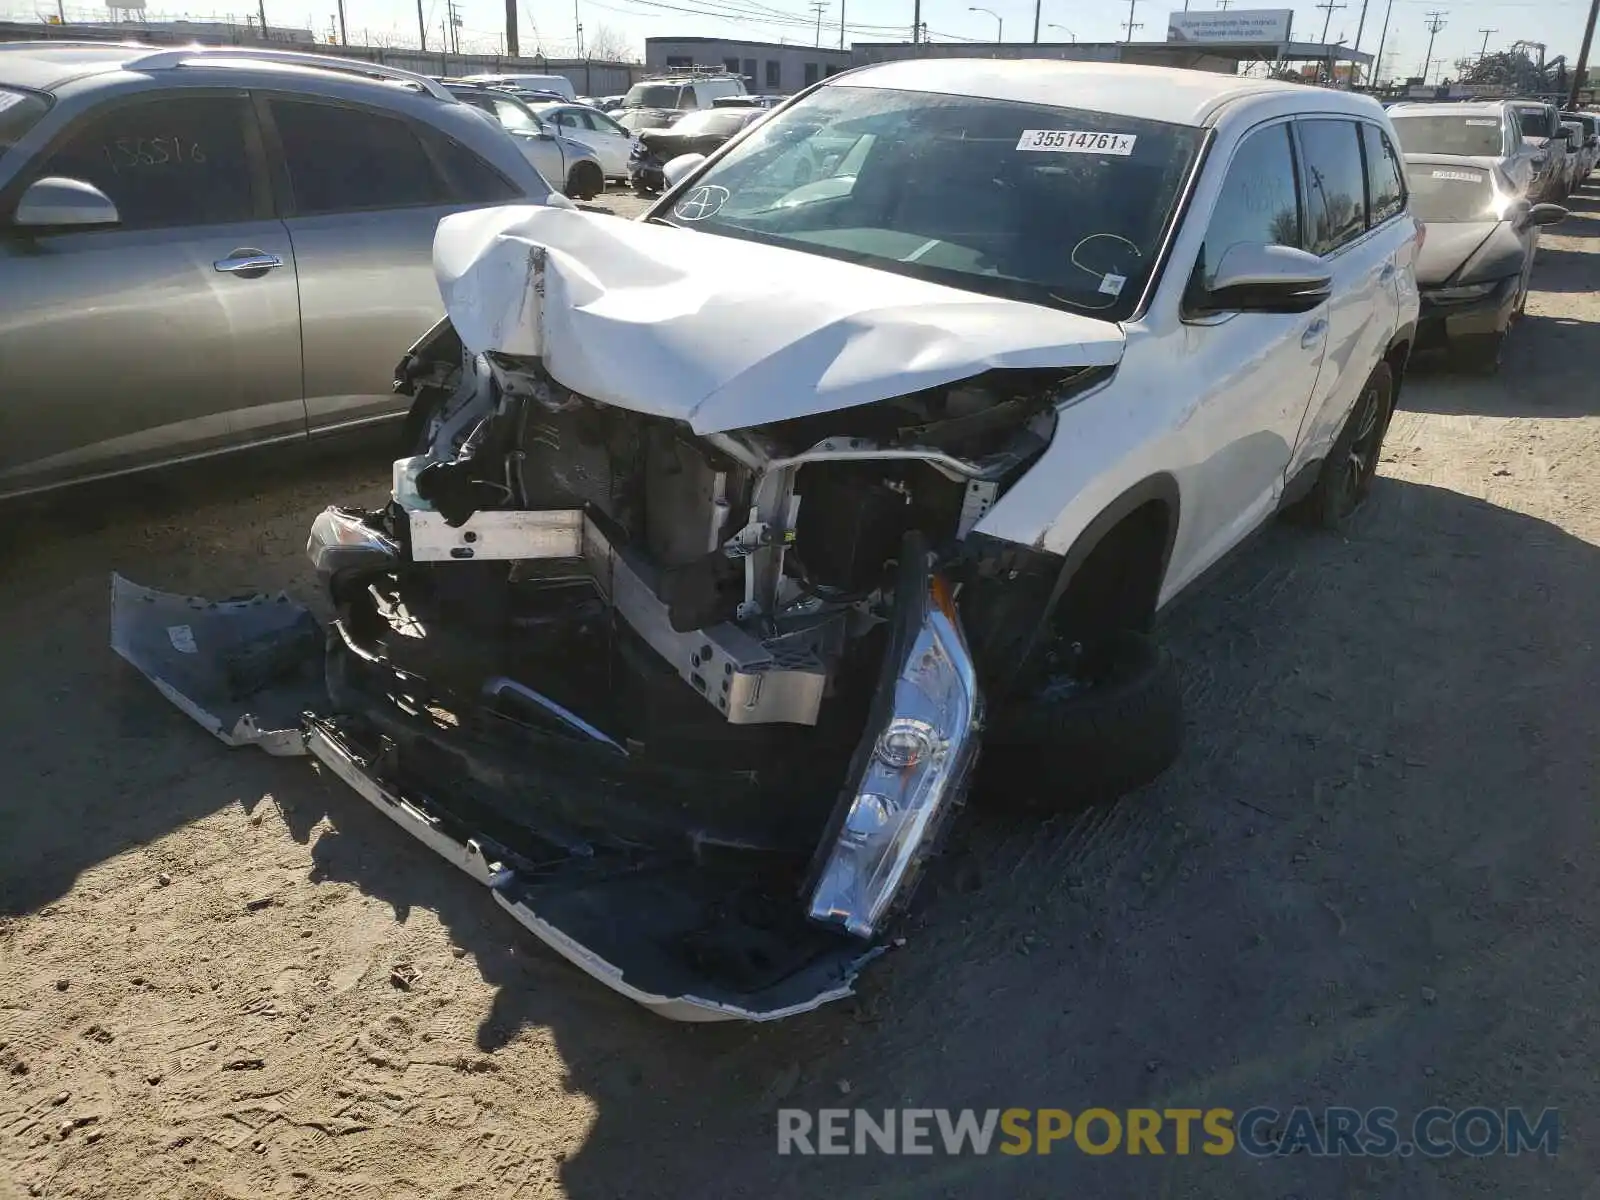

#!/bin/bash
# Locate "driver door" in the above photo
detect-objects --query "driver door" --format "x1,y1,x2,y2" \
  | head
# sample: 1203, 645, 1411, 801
1162, 120, 1329, 593
0, 90, 303, 497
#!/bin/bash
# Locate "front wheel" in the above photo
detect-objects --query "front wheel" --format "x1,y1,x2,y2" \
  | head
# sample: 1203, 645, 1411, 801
565, 161, 603, 201
1288, 361, 1394, 529
1456, 330, 1506, 375
975, 631, 1183, 812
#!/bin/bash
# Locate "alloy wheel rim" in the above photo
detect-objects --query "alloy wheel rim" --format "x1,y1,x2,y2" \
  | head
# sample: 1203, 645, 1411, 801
1343, 385, 1384, 500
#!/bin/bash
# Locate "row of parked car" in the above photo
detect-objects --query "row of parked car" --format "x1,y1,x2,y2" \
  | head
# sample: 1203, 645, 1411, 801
441, 71, 777, 196
1385, 96, 1587, 371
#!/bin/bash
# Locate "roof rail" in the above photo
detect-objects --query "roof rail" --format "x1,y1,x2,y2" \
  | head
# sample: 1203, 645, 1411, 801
125, 45, 454, 100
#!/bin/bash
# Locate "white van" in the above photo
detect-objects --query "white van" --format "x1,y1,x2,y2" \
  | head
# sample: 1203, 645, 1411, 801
619, 74, 746, 113
458, 73, 577, 102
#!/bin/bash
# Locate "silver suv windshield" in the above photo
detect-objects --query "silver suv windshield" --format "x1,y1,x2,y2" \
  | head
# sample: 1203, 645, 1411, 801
1390, 113, 1504, 157
655, 83, 1202, 322
0, 87, 50, 157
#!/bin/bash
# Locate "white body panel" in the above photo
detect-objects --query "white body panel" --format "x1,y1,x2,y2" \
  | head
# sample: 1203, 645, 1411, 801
432, 204, 1127, 435
535, 103, 636, 178
435, 63, 1421, 617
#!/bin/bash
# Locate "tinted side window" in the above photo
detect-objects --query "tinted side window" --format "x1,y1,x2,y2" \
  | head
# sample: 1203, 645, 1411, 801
34, 95, 257, 230
430, 135, 520, 203
1297, 119, 1367, 255
1362, 123, 1405, 224
1199, 123, 1301, 284
271, 100, 445, 215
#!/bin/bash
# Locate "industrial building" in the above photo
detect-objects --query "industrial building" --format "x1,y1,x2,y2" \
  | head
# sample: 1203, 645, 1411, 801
644, 37, 851, 95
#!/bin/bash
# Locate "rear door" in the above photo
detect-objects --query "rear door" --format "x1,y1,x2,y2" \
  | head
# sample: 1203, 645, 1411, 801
0, 89, 302, 496
1284, 117, 1399, 475
259, 95, 522, 434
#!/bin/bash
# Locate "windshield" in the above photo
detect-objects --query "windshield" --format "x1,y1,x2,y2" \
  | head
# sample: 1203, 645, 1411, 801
616, 109, 673, 132
669, 110, 750, 138
0, 87, 50, 157
1390, 114, 1503, 157
1408, 165, 1503, 223
624, 84, 684, 109
656, 84, 1201, 322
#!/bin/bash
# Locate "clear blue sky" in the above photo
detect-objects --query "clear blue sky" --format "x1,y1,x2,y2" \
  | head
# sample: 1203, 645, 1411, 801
7, 0, 1595, 80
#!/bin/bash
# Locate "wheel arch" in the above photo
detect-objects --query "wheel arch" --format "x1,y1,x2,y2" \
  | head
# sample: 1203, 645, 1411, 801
976, 473, 1180, 698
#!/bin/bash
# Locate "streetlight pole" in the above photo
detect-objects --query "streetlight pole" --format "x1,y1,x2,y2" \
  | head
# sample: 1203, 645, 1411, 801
969, 5, 1001, 41
1047, 23, 1075, 41
1032, 0, 1039, 42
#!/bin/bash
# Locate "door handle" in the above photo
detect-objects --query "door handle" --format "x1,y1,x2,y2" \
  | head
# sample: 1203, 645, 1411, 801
1301, 318, 1328, 349
214, 250, 283, 274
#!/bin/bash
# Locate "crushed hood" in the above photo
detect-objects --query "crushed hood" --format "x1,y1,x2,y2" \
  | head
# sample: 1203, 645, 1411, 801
433, 205, 1126, 435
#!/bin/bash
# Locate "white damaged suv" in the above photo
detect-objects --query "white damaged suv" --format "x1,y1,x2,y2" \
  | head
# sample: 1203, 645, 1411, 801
117, 60, 1420, 1020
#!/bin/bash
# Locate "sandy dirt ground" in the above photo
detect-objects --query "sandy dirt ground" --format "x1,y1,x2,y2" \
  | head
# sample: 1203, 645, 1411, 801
4, 182, 1600, 1200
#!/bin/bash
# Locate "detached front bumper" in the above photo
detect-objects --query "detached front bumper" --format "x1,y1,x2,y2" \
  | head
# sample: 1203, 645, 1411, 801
110, 527, 983, 1021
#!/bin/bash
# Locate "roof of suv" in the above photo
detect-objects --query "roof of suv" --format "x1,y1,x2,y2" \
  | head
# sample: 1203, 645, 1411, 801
834, 59, 1382, 127
1387, 100, 1510, 118
0, 41, 446, 98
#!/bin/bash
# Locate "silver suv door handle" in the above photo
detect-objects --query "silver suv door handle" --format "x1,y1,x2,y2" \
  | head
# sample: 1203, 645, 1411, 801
214, 251, 283, 274
1301, 318, 1328, 348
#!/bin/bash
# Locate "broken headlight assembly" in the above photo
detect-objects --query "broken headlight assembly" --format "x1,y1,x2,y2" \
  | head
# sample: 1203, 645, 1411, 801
806, 545, 982, 938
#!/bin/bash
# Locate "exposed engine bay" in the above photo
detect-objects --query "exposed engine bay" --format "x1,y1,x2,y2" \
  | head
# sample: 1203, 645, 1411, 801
111, 207, 1123, 1020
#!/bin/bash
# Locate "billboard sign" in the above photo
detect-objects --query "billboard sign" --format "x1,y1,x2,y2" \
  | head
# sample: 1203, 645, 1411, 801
1167, 9, 1294, 44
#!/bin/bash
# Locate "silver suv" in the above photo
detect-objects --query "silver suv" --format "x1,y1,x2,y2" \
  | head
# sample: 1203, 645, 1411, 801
0, 43, 555, 500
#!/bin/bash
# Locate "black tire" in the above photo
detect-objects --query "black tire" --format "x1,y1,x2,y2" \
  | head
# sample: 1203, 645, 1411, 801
1288, 360, 1394, 529
566, 161, 603, 201
976, 631, 1182, 812
1456, 331, 1506, 375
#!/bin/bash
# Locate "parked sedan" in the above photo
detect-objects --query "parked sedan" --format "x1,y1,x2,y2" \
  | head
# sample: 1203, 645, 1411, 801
0, 43, 553, 501
629, 107, 766, 194
444, 84, 605, 199
528, 102, 636, 181
1406, 153, 1566, 372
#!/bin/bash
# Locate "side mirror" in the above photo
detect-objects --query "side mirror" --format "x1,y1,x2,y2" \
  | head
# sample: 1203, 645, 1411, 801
1190, 243, 1332, 317
13, 176, 120, 229
1526, 203, 1568, 228
662, 153, 707, 190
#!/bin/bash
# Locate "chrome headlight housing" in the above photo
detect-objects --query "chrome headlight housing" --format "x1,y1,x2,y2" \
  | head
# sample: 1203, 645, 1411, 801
1424, 280, 1500, 304
807, 548, 983, 939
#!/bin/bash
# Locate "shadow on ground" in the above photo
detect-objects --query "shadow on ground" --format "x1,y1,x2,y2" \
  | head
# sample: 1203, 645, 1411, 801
6, 472, 1595, 1198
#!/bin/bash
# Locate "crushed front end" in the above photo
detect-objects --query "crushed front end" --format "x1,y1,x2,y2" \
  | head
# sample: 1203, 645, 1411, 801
114, 208, 1119, 1019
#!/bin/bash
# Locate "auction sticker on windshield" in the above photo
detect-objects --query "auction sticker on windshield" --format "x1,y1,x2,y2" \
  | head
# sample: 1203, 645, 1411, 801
1017, 130, 1137, 155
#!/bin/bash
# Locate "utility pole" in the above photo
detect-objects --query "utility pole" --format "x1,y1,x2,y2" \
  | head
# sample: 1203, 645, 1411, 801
573, 0, 583, 56
1123, 0, 1138, 42
1570, 0, 1599, 108
416, 0, 426, 49
335, 0, 346, 43
1421, 10, 1445, 84
839, 0, 845, 50
1349, 0, 1370, 86
1217, 1, 1230, 10
911, 0, 919, 44
1476, 27, 1494, 58
1316, 0, 1345, 45
1371, 0, 1393, 84
257, 0, 268, 39
811, 0, 826, 47
505, 0, 518, 56
1032, 0, 1039, 43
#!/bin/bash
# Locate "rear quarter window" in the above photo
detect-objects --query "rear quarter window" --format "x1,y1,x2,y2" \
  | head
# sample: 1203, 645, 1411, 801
0, 87, 51, 158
